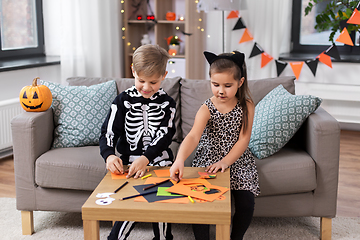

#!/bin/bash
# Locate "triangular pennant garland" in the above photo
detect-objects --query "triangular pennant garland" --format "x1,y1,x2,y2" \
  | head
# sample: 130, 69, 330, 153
275, 60, 288, 77
305, 59, 319, 76
232, 17, 246, 30
249, 42, 264, 58
336, 28, 354, 46
239, 28, 253, 43
227, 10, 239, 19
347, 9, 360, 25
325, 44, 341, 60
289, 62, 304, 80
317, 52, 332, 68
261, 52, 273, 68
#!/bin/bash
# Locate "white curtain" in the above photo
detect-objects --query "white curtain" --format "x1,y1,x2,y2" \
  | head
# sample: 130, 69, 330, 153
222, 0, 293, 80
60, 0, 122, 84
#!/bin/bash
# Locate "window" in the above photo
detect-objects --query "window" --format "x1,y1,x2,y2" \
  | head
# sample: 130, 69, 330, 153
291, 0, 360, 55
0, 0, 44, 59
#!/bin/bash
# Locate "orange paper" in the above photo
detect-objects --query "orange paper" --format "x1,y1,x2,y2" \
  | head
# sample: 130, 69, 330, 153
261, 52, 273, 68
227, 10, 239, 19
317, 52, 332, 68
289, 62, 304, 80
336, 27, 354, 46
347, 9, 360, 25
111, 172, 127, 179
154, 169, 171, 177
239, 28, 254, 43
166, 182, 228, 202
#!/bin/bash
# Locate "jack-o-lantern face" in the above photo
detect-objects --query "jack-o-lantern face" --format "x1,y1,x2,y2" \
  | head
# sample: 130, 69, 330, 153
19, 77, 52, 112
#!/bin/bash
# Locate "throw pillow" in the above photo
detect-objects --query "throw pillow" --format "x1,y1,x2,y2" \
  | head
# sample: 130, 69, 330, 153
249, 84, 322, 159
41, 80, 117, 148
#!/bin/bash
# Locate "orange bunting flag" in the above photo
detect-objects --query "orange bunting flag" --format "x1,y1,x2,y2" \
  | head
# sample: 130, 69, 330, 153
336, 28, 354, 46
289, 62, 304, 80
239, 28, 254, 43
227, 10, 239, 19
347, 9, 360, 25
317, 52, 332, 68
261, 52, 273, 68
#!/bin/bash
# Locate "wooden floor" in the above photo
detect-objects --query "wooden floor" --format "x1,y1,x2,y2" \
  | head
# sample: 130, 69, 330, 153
1, 130, 359, 217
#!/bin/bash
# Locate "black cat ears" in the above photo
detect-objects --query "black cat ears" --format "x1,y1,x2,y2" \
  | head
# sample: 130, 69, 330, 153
203, 51, 245, 70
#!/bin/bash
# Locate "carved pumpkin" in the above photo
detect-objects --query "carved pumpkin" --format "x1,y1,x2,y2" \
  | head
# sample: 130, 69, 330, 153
19, 77, 52, 112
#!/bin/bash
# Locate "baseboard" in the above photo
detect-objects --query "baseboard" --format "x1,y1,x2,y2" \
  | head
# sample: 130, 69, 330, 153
339, 122, 360, 131
0, 147, 13, 159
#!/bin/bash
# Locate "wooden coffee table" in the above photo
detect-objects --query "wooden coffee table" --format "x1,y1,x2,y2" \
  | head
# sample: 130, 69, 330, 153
82, 167, 231, 240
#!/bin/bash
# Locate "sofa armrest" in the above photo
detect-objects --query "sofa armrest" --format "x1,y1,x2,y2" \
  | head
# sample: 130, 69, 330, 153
302, 106, 340, 218
11, 108, 54, 210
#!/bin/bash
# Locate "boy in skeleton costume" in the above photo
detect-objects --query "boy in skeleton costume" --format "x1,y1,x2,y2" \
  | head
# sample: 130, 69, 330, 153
100, 45, 176, 240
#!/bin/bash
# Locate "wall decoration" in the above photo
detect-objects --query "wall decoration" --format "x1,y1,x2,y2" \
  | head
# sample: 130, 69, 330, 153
229, 7, 359, 79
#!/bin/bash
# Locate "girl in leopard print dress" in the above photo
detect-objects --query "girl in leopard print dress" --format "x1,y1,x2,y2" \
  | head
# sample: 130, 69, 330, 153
170, 51, 260, 240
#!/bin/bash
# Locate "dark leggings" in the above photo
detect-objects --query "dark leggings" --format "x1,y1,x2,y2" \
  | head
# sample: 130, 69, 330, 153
192, 190, 255, 240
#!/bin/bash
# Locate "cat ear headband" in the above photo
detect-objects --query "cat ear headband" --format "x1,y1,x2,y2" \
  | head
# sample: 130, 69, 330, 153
203, 51, 245, 76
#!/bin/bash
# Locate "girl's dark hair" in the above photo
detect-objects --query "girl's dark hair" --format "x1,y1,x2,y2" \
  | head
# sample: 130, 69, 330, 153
209, 53, 253, 132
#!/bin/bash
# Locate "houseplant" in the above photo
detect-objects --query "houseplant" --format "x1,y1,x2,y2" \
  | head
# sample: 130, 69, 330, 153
166, 35, 182, 55
305, 0, 360, 43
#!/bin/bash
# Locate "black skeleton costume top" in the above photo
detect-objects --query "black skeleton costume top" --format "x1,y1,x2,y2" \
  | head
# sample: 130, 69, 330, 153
99, 86, 176, 166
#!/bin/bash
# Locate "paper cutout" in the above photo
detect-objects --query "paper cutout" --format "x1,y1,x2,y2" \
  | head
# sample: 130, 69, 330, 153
325, 44, 341, 60
111, 172, 127, 179
317, 52, 332, 68
134, 195, 189, 204
336, 28, 354, 46
96, 197, 115, 205
275, 60, 288, 77
239, 28, 254, 43
289, 62, 304, 80
157, 187, 182, 196
232, 17, 246, 30
154, 169, 170, 177
198, 172, 216, 179
96, 192, 115, 198
227, 10, 239, 19
166, 182, 228, 202
261, 52, 273, 68
305, 59, 319, 76
133, 181, 184, 203
347, 9, 360, 25
249, 42, 264, 58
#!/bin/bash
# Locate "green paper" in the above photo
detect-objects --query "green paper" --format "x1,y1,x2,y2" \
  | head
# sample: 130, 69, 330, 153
157, 187, 183, 196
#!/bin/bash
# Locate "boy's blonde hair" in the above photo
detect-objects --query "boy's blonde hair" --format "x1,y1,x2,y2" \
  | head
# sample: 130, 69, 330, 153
132, 45, 170, 78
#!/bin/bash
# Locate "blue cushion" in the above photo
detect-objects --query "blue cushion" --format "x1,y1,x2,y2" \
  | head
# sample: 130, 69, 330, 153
249, 84, 322, 159
41, 80, 117, 148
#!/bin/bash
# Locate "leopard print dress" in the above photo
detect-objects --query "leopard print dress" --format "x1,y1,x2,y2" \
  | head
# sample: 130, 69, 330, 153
192, 99, 260, 196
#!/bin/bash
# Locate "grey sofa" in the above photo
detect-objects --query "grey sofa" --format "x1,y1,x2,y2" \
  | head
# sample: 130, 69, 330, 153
11, 76, 340, 239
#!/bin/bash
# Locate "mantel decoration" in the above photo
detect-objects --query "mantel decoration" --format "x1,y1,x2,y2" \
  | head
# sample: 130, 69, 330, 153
227, 1, 360, 79
167, 35, 182, 56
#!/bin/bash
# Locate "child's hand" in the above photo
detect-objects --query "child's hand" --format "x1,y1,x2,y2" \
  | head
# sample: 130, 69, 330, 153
106, 155, 124, 174
205, 161, 229, 174
170, 160, 184, 182
127, 156, 149, 179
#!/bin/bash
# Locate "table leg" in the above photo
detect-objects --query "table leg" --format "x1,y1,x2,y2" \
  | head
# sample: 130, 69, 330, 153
83, 220, 100, 240
216, 224, 230, 240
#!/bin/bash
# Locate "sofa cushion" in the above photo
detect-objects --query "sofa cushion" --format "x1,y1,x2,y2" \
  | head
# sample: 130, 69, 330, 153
249, 85, 322, 159
180, 79, 212, 138
255, 147, 317, 197
67, 76, 183, 142
248, 76, 296, 105
35, 146, 107, 191
41, 80, 117, 148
